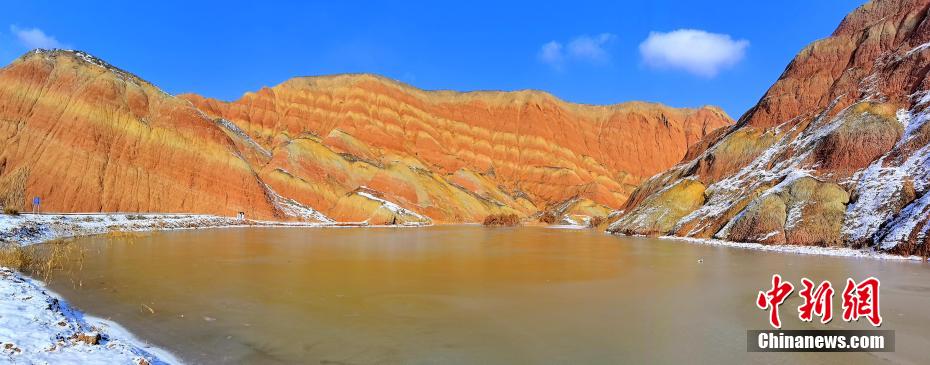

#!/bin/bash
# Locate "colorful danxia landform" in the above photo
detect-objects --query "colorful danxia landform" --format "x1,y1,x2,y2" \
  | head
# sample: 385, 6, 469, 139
0, 50, 731, 224
610, 0, 930, 256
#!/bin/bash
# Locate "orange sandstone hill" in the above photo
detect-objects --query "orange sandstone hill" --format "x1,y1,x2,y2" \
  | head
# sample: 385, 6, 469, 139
0, 49, 731, 224
610, 0, 930, 256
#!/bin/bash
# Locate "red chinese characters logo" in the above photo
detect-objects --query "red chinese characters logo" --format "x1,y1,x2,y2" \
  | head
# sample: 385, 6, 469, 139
842, 277, 882, 326
756, 274, 794, 328
756, 275, 881, 328
798, 278, 833, 323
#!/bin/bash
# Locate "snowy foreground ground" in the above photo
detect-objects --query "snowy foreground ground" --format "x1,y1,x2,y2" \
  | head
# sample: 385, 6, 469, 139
0, 267, 179, 364
0, 213, 378, 365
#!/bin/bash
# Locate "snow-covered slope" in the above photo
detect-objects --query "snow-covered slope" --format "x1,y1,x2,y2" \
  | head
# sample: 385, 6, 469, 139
610, 0, 930, 256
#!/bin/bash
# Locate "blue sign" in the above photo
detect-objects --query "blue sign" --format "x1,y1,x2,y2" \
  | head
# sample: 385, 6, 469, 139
33, 197, 40, 205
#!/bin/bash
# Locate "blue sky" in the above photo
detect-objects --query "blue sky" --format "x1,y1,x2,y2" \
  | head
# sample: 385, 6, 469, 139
1, 1, 863, 119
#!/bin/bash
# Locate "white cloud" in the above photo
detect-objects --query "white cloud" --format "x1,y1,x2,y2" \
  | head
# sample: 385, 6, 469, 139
567, 33, 614, 62
538, 41, 564, 68
539, 33, 615, 69
639, 29, 748, 77
9, 25, 67, 49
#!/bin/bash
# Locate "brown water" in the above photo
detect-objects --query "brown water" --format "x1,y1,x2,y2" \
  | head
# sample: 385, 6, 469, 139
36, 226, 930, 364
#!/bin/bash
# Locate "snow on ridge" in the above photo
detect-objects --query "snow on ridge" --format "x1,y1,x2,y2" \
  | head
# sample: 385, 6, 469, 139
31, 49, 172, 96
560, 215, 580, 226
550, 196, 582, 216
843, 154, 908, 242
261, 183, 334, 223
679, 100, 858, 237
619, 97, 928, 252
756, 230, 781, 241
919, 91, 930, 106
713, 169, 812, 239
899, 104, 930, 146
216, 118, 272, 158
875, 192, 930, 249
355, 190, 430, 223
678, 127, 797, 236
905, 40, 930, 57
896, 108, 912, 129
859, 73, 883, 101
843, 105, 930, 245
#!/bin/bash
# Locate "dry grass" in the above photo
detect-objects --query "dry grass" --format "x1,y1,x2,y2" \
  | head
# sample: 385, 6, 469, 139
539, 211, 560, 224
612, 179, 706, 235
482, 213, 520, 227
105, 230, 145, 239
3, 207, 19, 215
814, 103, 902, 172
587, 216, 606, 228
0, 243, 32, 270
0, 240, 86, 283
0, 166, 28, 212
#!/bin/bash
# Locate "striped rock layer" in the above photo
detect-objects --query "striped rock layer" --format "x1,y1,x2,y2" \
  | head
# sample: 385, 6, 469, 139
0, 50, 730, 224
610, 0, 930, 256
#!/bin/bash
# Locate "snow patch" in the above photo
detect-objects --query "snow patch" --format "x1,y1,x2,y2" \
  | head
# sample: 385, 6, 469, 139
216, 119, 272, 158
356, 191, 430, 224
0, 213, 345, 247
874, 192, 930, 247
896, 108, 912, 128
547, 224, 587, 230
713, 169, 812, 239
260, 183, 334, 223
905, 40, 930, 57
0, 268, 179, 364
32, 49, 172, 96
655, 236, 927, 262
844, 105, 930, 246
676, 100, 856, 237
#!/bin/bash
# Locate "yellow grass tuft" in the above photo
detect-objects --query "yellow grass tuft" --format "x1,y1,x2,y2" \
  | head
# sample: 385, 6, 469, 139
483, 213, 521, 227
587, 216, 606, 228
0, 240, 86, 282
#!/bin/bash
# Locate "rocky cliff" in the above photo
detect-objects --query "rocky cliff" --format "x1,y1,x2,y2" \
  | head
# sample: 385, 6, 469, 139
0, 50, 731, 224
610, 0, 930, 256
0, 50, 294, 220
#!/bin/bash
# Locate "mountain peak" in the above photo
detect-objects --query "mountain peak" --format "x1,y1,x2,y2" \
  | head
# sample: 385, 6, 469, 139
12, 48, 156, 91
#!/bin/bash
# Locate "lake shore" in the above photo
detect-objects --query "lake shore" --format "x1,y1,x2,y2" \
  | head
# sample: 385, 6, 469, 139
0, 267, 180, 364
654, 235, 929, 262
0, 212, 923, 364
0, 212, 429, 364
0, 212, 431, 247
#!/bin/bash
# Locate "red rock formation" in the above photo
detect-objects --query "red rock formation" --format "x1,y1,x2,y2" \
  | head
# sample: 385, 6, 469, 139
0, 50, 285, 220
610, 0, 930, 256
0, 49, 731, 224
182, 75, 731, 222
